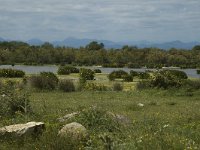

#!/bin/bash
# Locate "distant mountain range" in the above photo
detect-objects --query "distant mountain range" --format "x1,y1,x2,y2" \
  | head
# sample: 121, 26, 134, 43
0, 37, 199, 50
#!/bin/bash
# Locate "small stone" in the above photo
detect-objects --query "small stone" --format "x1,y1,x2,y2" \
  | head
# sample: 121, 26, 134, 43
137, 103, 144, 107
57, 112, 79, 122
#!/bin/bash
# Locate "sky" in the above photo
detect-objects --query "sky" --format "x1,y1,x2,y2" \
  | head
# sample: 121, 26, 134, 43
0, 0, 200, 42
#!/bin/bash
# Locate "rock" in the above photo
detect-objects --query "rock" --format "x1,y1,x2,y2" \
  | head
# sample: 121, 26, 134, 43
137, 103, 144, 107
58, 122, 87, 141
57, 112, 79, 122
107, 112, 131, 125
0, 122, 45, 137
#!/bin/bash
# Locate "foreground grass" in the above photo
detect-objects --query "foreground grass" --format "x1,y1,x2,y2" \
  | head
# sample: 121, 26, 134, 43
1, 88, 200, 149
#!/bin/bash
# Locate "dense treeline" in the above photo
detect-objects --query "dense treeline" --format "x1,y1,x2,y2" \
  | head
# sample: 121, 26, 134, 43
0, 41, 200, 68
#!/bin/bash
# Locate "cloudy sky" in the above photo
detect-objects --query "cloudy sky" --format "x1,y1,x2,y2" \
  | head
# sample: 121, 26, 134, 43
0, 0, 200, 42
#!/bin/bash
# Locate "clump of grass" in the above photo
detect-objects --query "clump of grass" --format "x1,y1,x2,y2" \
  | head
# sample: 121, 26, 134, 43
28, 72, 58, 90
0, 84, 31, 117
112, 82, 123, 91
58, 79, 75, 92
166, 102, 177, 106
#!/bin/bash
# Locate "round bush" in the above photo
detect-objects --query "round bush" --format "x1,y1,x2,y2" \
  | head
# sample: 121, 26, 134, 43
94, 69, 102, 73
58, 79, 75, 92
130, 70, 138, 77
108, 70, 128, 81
29, 72, 58, 90
123, 74, 133, 82
149, 71, 183, 89
79, 68, 95, 80
160, 70, 188, 79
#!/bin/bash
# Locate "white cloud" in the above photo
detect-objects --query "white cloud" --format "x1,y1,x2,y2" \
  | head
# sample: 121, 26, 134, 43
0, 0, 199, 41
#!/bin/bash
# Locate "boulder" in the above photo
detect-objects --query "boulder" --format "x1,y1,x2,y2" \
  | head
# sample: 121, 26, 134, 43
57, 112, 79, 122
0, 122, 45, 137
58, 122, 87, 141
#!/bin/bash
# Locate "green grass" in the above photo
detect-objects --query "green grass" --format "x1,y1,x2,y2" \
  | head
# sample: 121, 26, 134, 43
1, 74, 200, 149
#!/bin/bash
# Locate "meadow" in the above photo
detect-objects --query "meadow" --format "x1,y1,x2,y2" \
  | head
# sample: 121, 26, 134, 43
0, 72, 200, 149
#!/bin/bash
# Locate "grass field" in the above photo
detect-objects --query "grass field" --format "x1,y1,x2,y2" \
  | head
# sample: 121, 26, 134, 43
0, 73, 200, 149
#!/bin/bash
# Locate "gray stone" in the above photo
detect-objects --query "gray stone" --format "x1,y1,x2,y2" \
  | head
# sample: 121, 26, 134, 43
0, 122, 45, 137
57, 112, 79, 122
58, 122, 87, 140
107, 112, 131, 125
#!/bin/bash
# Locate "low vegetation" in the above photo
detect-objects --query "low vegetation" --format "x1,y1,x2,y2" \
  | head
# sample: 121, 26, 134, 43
58, 66, 79, 75
1, 68, 200, 149
0, 68, 25, 78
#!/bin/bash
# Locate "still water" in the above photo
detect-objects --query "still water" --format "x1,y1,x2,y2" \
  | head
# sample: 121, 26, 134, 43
0, 65, 199, 78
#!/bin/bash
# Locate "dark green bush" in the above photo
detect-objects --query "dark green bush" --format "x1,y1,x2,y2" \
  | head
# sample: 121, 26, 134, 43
138, 72, 150, 79
79, 68, 95, 80
0, 68, 25, 78
160, 70, 188, 79
29, 72, 58, 90
149, 71, 183, 89
112, 82, 123, 91
108, 70, 128, 81
94, 69, 102, 73
130, 70, 138, 77
57, 66, 79, 75
58, 79, 75, 92
0, 87, 31, 116
123, 74, 133, 82
197, 69, 200, 74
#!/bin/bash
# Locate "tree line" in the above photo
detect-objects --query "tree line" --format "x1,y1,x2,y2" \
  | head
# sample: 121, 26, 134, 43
0, 41, 200, 68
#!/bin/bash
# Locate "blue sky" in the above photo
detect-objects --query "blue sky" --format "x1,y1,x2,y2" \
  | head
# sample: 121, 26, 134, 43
0, 0, 200, 42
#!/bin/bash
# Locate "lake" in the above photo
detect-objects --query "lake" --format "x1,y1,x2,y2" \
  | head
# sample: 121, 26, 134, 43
0, 65, 199, 78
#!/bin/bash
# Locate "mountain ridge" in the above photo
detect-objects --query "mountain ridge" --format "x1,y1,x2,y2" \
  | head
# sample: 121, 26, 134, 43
0, 37, 199, 50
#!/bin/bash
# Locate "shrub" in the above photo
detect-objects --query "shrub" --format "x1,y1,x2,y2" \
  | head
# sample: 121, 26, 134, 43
29, 72, 58, 90
135, 81, 150, 90
123, 74, 133, 82
138, 72, 150, 79
58, 79, 75, 92
0, 68, 25, 78
40, 72, 59, 82
112, 82, 123, 91
108, 70, 128, 81
0, 87, 31, 116
84, 83, 107, 91
160, 70, 188, 79
75, 107, 120, 132
149, 71, 183, 89
183, 79, 200, 90
130, 70, 138, 77
58, 66, 79, 75
197, 69, 200, 74
94, 69, 102, 73
79, 68, 95, 80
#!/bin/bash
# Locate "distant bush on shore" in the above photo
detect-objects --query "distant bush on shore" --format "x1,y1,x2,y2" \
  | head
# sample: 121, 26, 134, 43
136, 69, 188, 90
58, 66, 79, 75
0, 68, 25, 78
